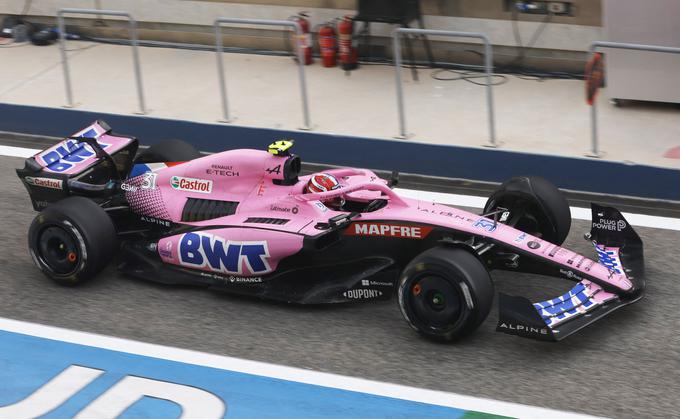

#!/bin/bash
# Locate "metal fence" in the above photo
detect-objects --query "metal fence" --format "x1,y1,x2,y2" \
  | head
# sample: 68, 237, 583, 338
588, 41, 680, 157
50, 11, 680, 160
392, 28, 497, 147
214, 18, 311, 130
57, 8, 146, 114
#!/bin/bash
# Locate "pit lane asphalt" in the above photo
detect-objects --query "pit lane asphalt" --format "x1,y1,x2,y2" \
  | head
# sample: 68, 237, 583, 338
1, 153, 679, 419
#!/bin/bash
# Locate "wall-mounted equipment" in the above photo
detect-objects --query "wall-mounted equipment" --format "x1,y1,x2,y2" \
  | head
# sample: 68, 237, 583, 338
504, 1, 572, 16
357, 0, 420, 23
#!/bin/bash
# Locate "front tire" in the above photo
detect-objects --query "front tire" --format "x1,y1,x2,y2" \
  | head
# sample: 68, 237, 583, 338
28, 197, 117, 286
398, 247, 494, 342
484, 176, 571, 245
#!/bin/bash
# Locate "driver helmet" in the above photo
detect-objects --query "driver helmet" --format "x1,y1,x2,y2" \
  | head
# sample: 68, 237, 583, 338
305, 173, 344, 209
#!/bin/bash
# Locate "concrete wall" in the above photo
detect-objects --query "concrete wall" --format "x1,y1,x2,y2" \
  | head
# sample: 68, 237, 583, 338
0, 0, 602, 71
0, 0, 602, 49
197, 0, 602, 26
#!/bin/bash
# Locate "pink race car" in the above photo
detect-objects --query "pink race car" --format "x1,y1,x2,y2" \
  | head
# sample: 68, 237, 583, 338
16, 121, 645, 342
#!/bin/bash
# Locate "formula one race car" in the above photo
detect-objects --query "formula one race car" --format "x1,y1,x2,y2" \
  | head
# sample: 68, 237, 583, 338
16, 121, 645, 342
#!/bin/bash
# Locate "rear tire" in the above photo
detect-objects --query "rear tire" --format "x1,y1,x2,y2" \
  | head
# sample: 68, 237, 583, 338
398, 247, 494, 342
484, 176, 571, 245
134, 139, 201, 164
28, 197, 117, 286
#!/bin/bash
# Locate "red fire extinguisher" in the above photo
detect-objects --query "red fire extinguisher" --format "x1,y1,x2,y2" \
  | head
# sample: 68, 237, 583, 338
290, 12, 313, 65
337, 16, 358, 71
317, 22, 337, 68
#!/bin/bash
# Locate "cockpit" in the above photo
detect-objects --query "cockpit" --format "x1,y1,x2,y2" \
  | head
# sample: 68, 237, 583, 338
297, 168, 401, 214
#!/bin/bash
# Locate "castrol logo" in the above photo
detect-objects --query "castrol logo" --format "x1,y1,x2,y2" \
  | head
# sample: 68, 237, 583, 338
25, 177, 63, 190
170, 176, 212, 194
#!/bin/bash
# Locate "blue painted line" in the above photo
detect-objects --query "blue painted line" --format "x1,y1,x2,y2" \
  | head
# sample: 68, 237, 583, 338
1, 103, 677, 201
0, 330, 466, 419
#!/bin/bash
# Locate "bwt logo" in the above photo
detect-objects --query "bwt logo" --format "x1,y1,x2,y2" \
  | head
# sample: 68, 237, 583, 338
179, 232, 271, 275
39, 135, 110, 173
0, 365, 226, 418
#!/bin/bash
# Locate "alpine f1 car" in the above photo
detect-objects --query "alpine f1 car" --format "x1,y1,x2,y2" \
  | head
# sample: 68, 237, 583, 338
16, 121, 645, 342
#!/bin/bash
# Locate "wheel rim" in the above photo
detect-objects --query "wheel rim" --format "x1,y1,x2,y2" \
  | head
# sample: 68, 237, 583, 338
37, 226, 80, 275
408, 275, 464, 330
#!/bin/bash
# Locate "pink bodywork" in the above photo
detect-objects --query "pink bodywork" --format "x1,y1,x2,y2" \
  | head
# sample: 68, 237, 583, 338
125, 148, 633, 293
33, 121, 134, 175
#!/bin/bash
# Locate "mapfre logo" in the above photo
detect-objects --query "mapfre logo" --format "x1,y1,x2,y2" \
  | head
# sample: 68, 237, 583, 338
170, 176, 212, 194
25, 177, 63, 190
345, 222, 433, 239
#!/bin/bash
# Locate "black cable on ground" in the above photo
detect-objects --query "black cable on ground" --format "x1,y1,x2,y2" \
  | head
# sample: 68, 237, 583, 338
431, 68, 508, 86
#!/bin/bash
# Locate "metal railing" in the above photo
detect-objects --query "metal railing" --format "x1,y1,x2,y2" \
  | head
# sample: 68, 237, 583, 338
588, 41, 680, 157
392, 28, 497, 147
214, 18, 311, 130
57, 8, 146, 114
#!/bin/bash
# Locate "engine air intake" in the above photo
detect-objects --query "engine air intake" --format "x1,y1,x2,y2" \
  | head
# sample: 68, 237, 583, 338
181, 198, 238, 222
244, 217, 289, 225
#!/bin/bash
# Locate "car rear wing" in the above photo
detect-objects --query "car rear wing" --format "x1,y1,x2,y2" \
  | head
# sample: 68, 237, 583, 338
16, 120, 138, 210
497, 204, 645, 341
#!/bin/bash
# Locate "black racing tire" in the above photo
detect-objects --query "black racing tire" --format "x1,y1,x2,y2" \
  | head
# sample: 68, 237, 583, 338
484, 176, 571, 245
398, 247, 494, 342
28, 197, 117, 286
134, 139, 201, 164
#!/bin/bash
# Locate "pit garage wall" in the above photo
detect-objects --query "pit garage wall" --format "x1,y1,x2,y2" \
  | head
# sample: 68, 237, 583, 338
0, 0, 602, 53
1, 103, 678, 201
199, 0, 603, 26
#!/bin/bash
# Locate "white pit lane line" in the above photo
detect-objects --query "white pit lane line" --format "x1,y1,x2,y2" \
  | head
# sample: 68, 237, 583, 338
2, 144, 678, 231
0, 317, 600, 419
0, 145, 39, 158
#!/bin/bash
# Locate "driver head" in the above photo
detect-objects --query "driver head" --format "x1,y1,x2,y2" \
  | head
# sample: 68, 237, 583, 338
305, 173, 344, 209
